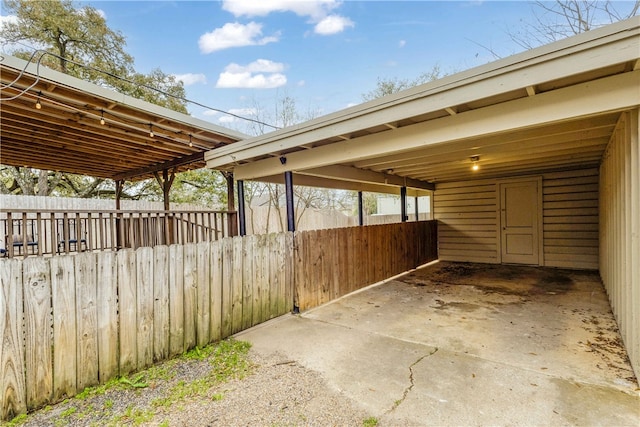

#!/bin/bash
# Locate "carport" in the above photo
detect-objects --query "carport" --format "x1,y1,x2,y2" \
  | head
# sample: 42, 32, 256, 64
238, 261, 638, 425
207, 17, 640, 384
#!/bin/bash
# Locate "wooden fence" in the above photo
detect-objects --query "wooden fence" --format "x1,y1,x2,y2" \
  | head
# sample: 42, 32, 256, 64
294, 221, 438, 310
0, 209, 236, 258
0, 221, 437, 420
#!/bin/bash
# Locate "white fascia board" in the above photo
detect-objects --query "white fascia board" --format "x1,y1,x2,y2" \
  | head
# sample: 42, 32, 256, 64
0, 54, 249, 141
206, 17, 640, 168
299, 165, 435, 191
258, 174, 431, 197
231, 70, 640, 180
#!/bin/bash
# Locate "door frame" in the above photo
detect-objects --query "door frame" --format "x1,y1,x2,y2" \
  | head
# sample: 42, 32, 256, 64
496, 176, 544, 266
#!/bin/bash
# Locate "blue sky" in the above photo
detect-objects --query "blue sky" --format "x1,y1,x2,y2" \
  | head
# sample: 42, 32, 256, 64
3, 1, 632, 133
72, 0, 540, 132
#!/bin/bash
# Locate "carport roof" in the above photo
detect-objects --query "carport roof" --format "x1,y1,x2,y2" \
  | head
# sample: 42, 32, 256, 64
0, 54, 248, 181
206, 17, 640, 193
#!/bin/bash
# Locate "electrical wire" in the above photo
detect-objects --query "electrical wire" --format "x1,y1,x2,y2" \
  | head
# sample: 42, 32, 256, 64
1, 42, 280, 129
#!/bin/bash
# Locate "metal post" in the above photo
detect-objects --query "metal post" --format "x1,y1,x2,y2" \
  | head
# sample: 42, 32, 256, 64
358, 191, 364, 226
415, 196, 419, 221
401, 186, 407, 222
285, 171, 295, 232
237, 180, 246, 236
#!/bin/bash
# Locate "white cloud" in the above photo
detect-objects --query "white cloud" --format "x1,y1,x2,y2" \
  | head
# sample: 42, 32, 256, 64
216, 59, 287, 89
222, 0, 353, 36
173, 73, 207, 86
314, 14, 354, 35
202, 110, 220, 117
222, 0, 339, 20
198, 21, 279, 53
398, 40, 406, 48
225, 58, 285, 74
229, 107, 258, 116
217, 71, 287, 89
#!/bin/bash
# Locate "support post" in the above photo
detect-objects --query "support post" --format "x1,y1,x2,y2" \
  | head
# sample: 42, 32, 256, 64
154, 169, 176, 244
358, 191, 364, 226
285, 171, 295, 232
224, 172, 238, 236
115, 180, 123, 210
401, 186, 407, 222
415, 196, 419, 221
237, 180, 246, 236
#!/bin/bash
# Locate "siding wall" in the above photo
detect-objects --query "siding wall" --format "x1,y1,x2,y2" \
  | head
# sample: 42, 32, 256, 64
434, 168, 599, 269
599, 110, 640, 380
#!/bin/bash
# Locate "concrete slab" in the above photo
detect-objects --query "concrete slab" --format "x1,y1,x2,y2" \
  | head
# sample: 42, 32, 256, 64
236, 261, 640, 426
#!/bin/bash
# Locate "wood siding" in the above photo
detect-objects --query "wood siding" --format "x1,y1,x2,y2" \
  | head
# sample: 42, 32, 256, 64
599, 110, 640, 381
434, 180, 499, 264
542, 168, 599, 269
435, 168, 599, 269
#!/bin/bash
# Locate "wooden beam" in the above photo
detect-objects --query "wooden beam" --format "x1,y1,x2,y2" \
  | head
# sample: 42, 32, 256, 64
114, 151, 205, 181
228, 71, 639, 181
258, 173, 431, 197
298, 164, 434, 191
445, 107, 458, 116
526, 85, 537, 96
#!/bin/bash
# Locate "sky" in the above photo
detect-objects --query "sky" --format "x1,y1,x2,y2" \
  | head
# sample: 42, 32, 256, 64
3, 1, 633, 134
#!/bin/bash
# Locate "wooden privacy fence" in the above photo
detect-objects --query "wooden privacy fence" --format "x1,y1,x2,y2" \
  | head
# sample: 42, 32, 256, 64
0, 209, 237, 258
294, 221, 438, 311
0, 220, 437, 420
0, 234, 293, 420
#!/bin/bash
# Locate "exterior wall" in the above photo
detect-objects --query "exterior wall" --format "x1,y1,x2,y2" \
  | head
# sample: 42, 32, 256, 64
434, 168, 599, 269
599, 110, 640, 380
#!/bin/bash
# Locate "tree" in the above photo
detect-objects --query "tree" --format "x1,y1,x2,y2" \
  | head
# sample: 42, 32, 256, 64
510, 1, 640, 50
1, 0, 133, 88
0, 0, 189, 196
362, 64, 444, 101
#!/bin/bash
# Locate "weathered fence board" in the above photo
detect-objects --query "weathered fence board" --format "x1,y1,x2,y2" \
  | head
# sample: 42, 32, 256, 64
23, 257, 53, 409
153, 246, 169, 362
196, 242, 211, 347
168, 244, 185, 357
97, 251, 118, 383
0, 259, 26, 420
50, 256, 76, 400
118, 250, 137, 375
75, 253, 99, 391
182, 244, 197, 351
1, 221, 437, 421
136, 248, 154, 370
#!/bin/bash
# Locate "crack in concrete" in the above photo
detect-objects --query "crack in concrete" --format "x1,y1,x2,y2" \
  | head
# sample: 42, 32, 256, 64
387, 347, 439, 414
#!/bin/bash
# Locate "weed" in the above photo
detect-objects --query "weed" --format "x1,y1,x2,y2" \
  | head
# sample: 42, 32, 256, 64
5, 413, 28, 426
104, 399, 114, 409
363, 417, 379, 427
119, 373, 149, 389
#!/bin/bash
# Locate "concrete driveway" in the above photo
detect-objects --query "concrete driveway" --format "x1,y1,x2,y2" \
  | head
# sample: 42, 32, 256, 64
236, 261, 640, 426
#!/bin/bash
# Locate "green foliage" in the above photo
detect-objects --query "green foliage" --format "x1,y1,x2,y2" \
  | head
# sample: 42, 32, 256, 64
170, 169, 227, 208
118, 373, 149, 389
363, 416, 379, 427
1, 0, 133, 86
5, 413, 28, 426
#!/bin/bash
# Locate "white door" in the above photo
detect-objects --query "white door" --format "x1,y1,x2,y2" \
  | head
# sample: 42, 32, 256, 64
500, 179, 541, 265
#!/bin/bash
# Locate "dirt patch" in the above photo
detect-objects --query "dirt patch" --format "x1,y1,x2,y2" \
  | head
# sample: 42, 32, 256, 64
433, 299, 482, 312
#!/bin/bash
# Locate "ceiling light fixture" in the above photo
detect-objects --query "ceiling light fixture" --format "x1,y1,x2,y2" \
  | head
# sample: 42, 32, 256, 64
35, 91, 42, 109
100, 110, 105, 125
149, 123, 154, 138
470, 155, 480, 171
189, 134, 193, 147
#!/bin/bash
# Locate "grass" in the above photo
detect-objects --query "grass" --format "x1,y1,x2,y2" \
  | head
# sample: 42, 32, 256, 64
363, 416, 379, 427
5, 339, 252, 427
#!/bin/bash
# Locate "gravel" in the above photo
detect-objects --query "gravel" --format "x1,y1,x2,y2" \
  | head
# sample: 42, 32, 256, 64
17, 347, 373, 427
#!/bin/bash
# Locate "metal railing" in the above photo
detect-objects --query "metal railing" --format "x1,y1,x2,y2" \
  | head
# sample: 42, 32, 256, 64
0, 209, 237, 258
